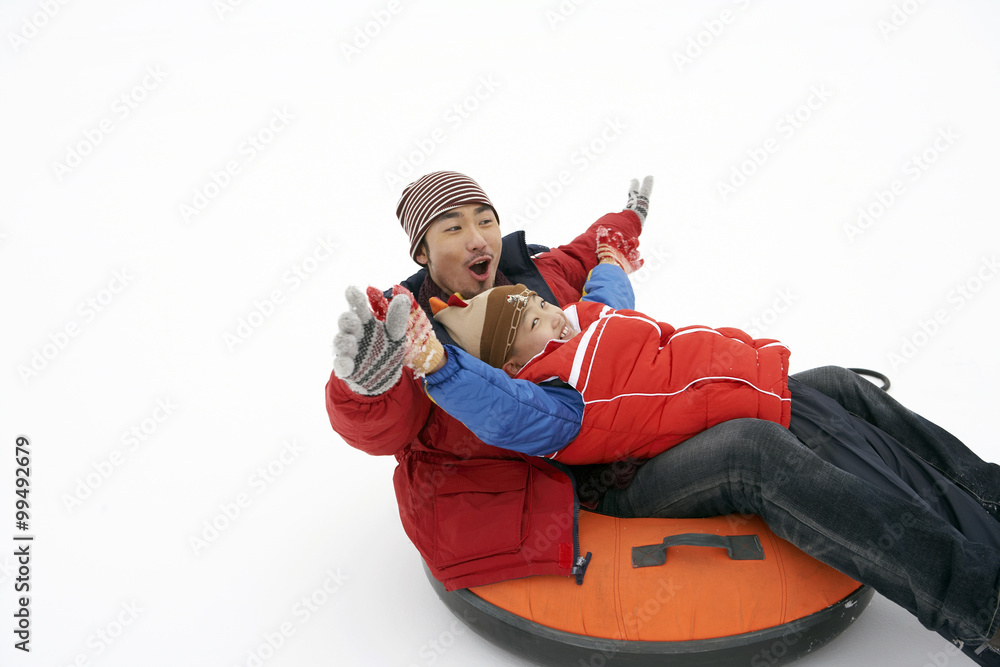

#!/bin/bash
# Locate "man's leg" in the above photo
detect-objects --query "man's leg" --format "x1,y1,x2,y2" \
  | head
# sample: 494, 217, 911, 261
787, 376, 1000, 550
597, 418, 1000, 647
792, 365, 1000, 519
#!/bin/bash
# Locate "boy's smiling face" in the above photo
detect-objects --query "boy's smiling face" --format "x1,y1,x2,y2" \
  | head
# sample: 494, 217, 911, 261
502, 295, 578, 376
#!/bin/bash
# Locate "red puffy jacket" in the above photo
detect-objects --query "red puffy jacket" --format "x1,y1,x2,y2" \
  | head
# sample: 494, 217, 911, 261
518, 300, 792, 464
326, 211, 642, 590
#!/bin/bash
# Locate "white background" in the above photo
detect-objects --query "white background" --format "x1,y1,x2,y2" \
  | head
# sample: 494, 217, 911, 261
2, 1, 1000, 665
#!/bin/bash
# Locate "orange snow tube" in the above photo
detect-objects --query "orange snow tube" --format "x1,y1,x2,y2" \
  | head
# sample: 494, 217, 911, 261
425, 511, 871, 666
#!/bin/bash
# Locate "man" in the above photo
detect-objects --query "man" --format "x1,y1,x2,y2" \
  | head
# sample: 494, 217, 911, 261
326, 170, 651, 590
327, 171, 1000, 664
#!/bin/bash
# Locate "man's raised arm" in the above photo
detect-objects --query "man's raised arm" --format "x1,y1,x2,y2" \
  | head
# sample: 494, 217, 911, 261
326, 286, 434, 456
533, 176, 652, 304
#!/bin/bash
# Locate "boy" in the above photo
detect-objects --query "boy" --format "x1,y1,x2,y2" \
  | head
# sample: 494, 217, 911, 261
413, 227, 791, 464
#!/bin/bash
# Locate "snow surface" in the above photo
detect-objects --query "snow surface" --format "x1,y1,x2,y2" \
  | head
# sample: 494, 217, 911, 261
2, 1, 1000, 665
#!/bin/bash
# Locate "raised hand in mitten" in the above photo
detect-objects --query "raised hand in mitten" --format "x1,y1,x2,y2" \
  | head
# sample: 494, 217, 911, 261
379, 285, 446, 377
625, 175, 654, 227
596, 226, 644, 274
332, 286, 410, 396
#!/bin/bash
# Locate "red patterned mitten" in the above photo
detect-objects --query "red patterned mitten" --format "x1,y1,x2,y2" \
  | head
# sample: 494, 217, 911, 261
387, 285, 445, 377
596, 226, 644, 274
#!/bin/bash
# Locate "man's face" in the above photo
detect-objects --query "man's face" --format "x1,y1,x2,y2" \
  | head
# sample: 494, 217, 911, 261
416, 204, 502, 298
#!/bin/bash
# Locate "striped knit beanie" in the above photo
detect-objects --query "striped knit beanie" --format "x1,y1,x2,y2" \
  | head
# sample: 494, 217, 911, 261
396, 171, 498, 262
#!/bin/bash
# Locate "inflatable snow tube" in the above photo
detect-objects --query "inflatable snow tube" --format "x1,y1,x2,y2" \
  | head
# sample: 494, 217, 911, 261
425, 511, 872, 666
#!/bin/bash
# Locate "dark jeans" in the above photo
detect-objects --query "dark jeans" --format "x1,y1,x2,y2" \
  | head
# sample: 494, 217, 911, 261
597, 366, 1000, 657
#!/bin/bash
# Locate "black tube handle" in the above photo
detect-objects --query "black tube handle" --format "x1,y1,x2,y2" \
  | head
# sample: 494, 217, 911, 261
848, 368, 891, 392
632, 533, 765, 568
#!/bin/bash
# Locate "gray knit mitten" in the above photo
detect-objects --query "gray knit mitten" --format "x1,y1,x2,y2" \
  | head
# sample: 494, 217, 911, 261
625, 175, 654, 226
333, 286, 410, 396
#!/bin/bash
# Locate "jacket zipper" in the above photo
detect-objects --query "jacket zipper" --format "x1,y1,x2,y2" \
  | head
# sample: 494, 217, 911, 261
550, 460, 592, 585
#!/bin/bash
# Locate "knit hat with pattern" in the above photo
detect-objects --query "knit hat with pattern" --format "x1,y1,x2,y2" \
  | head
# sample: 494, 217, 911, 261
431, 284, 535, 368
396, 171, 498, 262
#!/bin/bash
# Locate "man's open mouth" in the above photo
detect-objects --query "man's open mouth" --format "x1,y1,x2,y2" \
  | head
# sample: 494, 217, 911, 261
468, 258, 491, 279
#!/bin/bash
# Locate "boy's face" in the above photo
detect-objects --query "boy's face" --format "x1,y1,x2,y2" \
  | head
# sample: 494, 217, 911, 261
502, 295, 578, 376
415, 204, 502, 299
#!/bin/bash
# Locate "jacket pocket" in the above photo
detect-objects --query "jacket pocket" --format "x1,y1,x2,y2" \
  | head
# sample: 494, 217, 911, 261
430, 459, 530, 568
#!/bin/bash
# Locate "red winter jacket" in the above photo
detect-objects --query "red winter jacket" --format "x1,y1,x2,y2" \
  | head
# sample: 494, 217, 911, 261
326, 211, 642, 591
518, 300, 793, 464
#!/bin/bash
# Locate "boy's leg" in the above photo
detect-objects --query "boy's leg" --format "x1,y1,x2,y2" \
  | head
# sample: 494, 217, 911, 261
792, 365, 1000, 519
597, 418, 1000, 647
